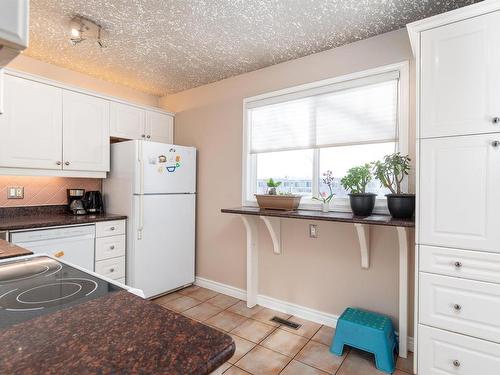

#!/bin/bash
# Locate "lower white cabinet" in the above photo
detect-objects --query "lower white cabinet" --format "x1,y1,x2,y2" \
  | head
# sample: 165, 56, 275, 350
95, 256, 126, 280
94, 220, 126, 283
418, 325, 500, 375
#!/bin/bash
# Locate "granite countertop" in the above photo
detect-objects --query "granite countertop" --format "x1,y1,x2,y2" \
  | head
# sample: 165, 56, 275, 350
0, 291, 235, 374
0, 239, 33, 259
221, 206, 415, 227
0, 205, 127, 231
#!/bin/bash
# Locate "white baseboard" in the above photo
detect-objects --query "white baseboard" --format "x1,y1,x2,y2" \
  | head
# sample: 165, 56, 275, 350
194, 276, 414, 352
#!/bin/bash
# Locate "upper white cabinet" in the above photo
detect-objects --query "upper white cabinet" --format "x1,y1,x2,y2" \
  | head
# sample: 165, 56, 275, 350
110, 102, 144, 140
0, 0, 29, 66
63, 91, 110, 172
419, 134, 500, 252
0, 75, 62, 169
146, 111, 173, 143
110, 102, 173, 144
420, 11, 500, 139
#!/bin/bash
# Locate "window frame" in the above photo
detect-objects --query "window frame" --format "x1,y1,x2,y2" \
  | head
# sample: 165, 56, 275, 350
242, 61, 409, 214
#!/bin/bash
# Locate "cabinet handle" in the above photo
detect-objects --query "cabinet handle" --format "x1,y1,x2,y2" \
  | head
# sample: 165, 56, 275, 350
452, 360, 460, 368
56, 161, 62, 166
493, 117, 500, 124
110, 245, 115, 250
147, 135, 151, 139
453, 304, 462, 311
454, 261, 462, 269
141, 134, 146, 138
110, 226, 115, 231
492, 140, 500, 148
109, 268, 115, 273
64, 161, 70, 166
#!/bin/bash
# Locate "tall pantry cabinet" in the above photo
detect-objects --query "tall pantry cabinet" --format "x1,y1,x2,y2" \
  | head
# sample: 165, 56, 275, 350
408, 2, 500, 375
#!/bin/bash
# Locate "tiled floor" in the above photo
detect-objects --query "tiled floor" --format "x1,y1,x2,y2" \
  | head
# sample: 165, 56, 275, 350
153, 286, 414, 375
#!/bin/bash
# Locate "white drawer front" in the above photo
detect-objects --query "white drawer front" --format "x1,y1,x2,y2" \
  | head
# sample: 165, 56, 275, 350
115, 277, 126, 285
420, 272, 500, 343
418, 325, 500, 375
95, 235, 125, 261
95, 257, 125, 280
420, 245, 500, 284
96, 220, 125, 237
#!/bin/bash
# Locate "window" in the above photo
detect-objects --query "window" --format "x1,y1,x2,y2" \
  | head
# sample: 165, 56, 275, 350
243, 63, 408, 212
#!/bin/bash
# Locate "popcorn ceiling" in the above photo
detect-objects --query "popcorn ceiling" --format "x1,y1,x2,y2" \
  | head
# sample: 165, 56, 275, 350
26, 0, 480, 96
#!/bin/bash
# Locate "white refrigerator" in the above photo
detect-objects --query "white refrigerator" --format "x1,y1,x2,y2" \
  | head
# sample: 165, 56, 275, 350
103, 140, 196, 298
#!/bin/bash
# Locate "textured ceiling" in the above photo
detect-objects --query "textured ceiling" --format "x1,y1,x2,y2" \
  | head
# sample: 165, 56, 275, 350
26, 0, 480, 96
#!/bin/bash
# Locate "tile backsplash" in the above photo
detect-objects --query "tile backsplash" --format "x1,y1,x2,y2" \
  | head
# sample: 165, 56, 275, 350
0, 176, 101, 207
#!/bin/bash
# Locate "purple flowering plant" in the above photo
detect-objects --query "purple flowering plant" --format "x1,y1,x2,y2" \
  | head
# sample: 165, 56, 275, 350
313, 170, 335, 203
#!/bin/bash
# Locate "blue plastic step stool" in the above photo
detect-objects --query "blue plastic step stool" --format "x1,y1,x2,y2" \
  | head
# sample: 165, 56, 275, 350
330, 307, 397, 374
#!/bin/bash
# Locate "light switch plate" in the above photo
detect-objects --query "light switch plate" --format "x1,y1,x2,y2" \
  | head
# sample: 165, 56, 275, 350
309, 224, 318, 238
7, 186, 24, 199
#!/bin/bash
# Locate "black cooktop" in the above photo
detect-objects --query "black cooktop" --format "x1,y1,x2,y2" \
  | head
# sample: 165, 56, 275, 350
0, 256, 123, 329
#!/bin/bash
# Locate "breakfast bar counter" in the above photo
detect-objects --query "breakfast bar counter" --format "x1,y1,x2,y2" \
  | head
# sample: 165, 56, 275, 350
0, 290, 235, 374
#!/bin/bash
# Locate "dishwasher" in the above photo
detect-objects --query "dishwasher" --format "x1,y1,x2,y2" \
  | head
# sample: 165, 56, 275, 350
10, 225, 95, 271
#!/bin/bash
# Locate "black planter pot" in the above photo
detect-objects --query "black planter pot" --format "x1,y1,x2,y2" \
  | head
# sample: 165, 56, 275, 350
386, 194, 416, 219
349, 193, 376, 216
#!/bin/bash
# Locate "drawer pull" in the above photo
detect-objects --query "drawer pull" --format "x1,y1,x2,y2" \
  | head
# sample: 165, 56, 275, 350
452, 360, 461, 368
110, 226, 115, 231
110, 245, 115, 250
109, 268, 115, 273
453, 304, 462, 311
454, 261, 462, 268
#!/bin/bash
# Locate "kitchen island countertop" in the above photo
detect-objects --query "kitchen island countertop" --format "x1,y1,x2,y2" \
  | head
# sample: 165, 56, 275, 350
0, 239, 33, 259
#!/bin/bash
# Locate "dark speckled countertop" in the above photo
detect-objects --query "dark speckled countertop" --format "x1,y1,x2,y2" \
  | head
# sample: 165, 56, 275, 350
0, 205, 127, 231
0, 291, 235, 374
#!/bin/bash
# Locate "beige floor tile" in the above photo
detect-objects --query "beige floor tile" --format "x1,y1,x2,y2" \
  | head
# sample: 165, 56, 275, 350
393, 370, 411, 375
336, 349, 387, 375
227, 301, 263, 318
281, 360, 329, 375
311, 326, 335, 346
153, 292, 182, 305
261, 329, 308, 357
206, 311, 249, 332
228, 334, 256, 364
280, 316, 322, 339
209, 362, 231, 375
295, 341, 346, 374
184, 287, 219, 302
207, 294, 240, 309
178, 285, 200, 295
396, 352, 413, 374
162, 295, 201, 312
251, 307, 292, 327
235, 345, 291, 375
231, 319, 276, 343
183, 301, 224, 321
224, 366, 252, 375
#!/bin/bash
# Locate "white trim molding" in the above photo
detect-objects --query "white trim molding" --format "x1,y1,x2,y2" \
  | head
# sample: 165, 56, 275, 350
194, 276, 414, 352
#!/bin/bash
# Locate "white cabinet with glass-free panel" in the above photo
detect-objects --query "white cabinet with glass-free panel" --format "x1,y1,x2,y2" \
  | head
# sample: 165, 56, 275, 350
0, 0, 28, 67
0, 75, 62, 169
62, 90, 110, 172
94, 220, 127, 283
145, 110, 173, 143
110, 101, 145, 140
419, 10, 500, 139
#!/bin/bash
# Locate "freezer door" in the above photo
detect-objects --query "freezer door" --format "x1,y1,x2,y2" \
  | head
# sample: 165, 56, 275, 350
137, 141, 196, 194
130, 194, 195, 298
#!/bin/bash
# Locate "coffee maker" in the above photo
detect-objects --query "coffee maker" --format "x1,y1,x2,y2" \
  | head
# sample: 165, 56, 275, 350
67, 189, 87, 215
83, 191, 104, 214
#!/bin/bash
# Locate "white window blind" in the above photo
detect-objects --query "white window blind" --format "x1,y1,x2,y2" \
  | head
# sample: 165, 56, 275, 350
248, 71, 399, 154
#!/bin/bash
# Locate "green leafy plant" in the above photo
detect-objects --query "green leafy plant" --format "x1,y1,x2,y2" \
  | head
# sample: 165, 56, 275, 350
266, 178, 282, 195
372, 153, 411, 194
340, 164, 372, 194
313, 170, 335, 203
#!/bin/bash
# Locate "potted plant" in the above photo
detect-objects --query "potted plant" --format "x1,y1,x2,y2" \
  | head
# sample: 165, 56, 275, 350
372, 153, 415, 219
340, 164, 376, 216
255, 178, 302, 210
313, 170, 335, 212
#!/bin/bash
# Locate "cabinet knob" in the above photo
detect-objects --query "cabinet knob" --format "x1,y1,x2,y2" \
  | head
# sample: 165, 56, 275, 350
141, 134, 146, 138
493, 117, 500, 124
147, 135, 151, 139
110, 226, 115, 231
454, 261, 462, 268
492, 140, 500, 148
64, 161, 70, 166
453, 304, 462, 311
110, 245, 115, 250
56, 161, 62, 166
110, 268, 115, 273
452, 360, 460, 368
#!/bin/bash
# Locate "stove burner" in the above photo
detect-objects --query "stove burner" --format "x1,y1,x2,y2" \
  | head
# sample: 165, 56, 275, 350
0, 278, 98, 311
0, 258, 62, 285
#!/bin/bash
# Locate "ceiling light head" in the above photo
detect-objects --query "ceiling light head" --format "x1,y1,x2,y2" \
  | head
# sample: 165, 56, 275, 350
68, 16, 106, 48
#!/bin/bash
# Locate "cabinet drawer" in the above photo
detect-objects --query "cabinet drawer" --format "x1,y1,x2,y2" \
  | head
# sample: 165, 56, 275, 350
95, 235, 125, 261
418, 325, 500, 375
115, 277, 126, 285
96, 220, 125, 237
420, 273, 500, 343
95, 257, 125, 280
420, 245, 500, 284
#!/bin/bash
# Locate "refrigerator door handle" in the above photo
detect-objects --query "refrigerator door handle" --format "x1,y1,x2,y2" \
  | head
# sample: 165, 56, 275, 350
137, 194, 144, 240
137, 141, 144, 240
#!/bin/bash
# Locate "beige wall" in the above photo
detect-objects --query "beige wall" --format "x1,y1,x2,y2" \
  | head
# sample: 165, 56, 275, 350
7, 55, 159, 107
160, 29, 415, 334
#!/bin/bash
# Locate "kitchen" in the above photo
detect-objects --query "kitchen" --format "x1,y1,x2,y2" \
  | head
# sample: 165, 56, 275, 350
1, 1, 499, 374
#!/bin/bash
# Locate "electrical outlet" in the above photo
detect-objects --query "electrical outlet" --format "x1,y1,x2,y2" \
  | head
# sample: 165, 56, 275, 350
309, 224, 318, 238
7, 186, 24, 199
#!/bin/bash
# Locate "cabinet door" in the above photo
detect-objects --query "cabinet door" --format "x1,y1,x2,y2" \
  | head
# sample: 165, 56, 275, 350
145, 111, 173, 143
0, 75, 62, 169
110, 102, 145, 140
420, 11, 500, 138
62, 91, 110, 172
419, 134, 500, 252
